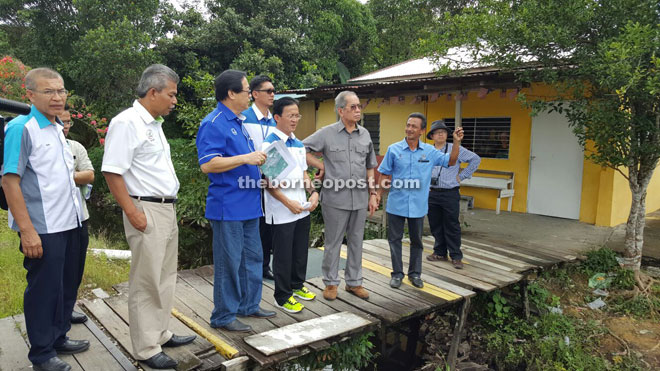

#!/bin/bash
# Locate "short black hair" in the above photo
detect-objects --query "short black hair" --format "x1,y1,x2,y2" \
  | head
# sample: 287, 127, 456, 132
64, 103, 70, 111
273, 97, 299, 117
215, 69, 247, 102
408, 112, 427, 129
249, 75, 272, 92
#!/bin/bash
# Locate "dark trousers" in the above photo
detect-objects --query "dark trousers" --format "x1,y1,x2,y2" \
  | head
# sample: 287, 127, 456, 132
76, 220, 89, 291
271, 216, 311, 305
260, 216, 273, 272
387, 213, 424, 279
21, 226, 83, 364
428, 188, 463, 260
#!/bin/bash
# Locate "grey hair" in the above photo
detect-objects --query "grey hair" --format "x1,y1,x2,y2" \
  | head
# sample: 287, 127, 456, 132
136, 64, 180, 98
334, 90, 358, 115
25, 68, 62, 90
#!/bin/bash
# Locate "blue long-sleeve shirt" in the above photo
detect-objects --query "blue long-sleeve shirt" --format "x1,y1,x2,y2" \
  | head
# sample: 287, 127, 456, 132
430, 143, 481, 189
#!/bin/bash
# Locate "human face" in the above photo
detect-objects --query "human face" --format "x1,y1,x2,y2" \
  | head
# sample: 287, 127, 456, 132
228, 77, 251, 113
60, 110, 72, 136
26, 77, 66, 122
275, 104, 301, 136
432, 129, 448, 145
252, 81, 275, 108
405, 117, 424, 142
150, 80, 178, 117
338, 94, 361, 125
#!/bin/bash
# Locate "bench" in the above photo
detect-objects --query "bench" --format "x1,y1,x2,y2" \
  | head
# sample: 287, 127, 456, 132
460, 169, 514, 214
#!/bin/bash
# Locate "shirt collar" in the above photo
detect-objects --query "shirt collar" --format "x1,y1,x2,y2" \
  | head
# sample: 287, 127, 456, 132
398, 137, 425, 152
217, 101, 246, 122
336, 119, 361, 133
271, 127, 297, 142
251, 104, 272, 121
133, 100, 160, 125
30, 105, 56, 129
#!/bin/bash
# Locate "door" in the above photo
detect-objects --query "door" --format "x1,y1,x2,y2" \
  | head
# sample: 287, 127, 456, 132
527, 110, 583, 219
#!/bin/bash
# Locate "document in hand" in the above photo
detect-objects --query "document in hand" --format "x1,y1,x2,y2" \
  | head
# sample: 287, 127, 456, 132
261, 140, 297, 181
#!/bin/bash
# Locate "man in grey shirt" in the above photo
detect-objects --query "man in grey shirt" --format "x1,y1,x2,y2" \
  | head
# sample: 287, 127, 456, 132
303, 91, 378, 301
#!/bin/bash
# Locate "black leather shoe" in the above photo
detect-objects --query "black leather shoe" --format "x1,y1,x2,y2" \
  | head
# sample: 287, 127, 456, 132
70, 310, 88, 324
263, 268, 275, 280
163, 334, 196, 347
143, 352, 177, 369
54, 339, 90, 354
409, 276, 424, 288
249, 307, 276, 318
33, 356, 71, 371
390, 277, 402, 288
221, 319, 252, 332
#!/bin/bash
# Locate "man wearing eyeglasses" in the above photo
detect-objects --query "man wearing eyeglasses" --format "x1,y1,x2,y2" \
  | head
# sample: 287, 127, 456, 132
196, 69, 275, 333
303, 91, 379, 301
60, 104, 95, 325
242, 75, 277, 281
2, 68, 88, 371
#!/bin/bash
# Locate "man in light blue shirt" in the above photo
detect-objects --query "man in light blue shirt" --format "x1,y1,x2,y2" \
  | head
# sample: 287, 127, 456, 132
376, 112, 464, 289
426, 120, 481, 269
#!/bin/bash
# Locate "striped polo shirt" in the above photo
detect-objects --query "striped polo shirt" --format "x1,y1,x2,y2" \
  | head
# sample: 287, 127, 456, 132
2, 105, 83, 233
242, 104, 276, 150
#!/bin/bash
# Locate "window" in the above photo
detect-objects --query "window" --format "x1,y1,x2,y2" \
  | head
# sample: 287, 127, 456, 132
361, 114, 380, 154
444, 117, 511, 159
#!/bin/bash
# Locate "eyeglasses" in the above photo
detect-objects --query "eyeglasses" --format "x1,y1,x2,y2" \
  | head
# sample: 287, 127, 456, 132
62, 120, 73, 126
344, 104, 361, 111
32, 89, 68, 97
236, 89, 250, 94
254, 89, 276, 95
285, 114, 302, 120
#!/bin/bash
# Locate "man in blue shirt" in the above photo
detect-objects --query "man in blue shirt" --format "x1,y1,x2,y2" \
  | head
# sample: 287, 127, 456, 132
376, 113, 464, 289
242, 75, 277, 280
425, 120, 481, 269
196, 69, 276, 333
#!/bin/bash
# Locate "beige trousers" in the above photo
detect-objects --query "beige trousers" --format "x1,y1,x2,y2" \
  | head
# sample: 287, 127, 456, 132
123, 198, 178, 360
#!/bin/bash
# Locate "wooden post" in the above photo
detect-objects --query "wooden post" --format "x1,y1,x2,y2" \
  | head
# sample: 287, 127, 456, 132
447, 297, 471, 370
523, 279, 531, 319
454, 92, 463, 128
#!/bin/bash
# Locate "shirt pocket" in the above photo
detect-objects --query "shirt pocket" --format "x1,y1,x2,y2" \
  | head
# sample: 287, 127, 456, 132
136, 138, 164, 156
353, 144, 369, 165
327, 145, 347, 162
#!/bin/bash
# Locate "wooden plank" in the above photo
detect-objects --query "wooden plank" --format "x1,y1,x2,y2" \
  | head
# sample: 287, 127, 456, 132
462, 242, 555, 265
458, 235, 575, 261
362, 240, 500, 291
0, 316, 31, 371
460, 237, 557, 264
67, 311, 130, 371
221, 355, 250, 371
244, 312, 372, 356
462, 246, 536, 270
359, 266, 444, 306
79, 307, 137, 371
12, 314, 84, 371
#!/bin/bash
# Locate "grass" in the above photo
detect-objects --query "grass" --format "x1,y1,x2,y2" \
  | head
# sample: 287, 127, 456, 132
0, 210, 130, 318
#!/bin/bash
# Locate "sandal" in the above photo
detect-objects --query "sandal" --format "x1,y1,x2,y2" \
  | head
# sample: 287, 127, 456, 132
426, 254, 448, 262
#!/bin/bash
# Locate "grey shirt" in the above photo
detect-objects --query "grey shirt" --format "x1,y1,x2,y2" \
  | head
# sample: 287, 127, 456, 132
303, 120, 378, 211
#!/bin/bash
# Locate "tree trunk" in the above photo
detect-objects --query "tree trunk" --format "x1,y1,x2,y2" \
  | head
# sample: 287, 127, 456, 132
623, 168, 653, 272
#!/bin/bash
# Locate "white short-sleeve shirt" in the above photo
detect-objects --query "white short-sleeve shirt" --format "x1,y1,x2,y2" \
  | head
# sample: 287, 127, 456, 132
101, 100, 179, 197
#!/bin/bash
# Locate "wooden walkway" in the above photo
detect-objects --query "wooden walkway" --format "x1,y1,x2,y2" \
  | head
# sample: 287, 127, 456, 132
0, 235, 578, 370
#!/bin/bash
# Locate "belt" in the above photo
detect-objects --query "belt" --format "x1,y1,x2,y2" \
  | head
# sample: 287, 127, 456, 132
131, 195, 177, 203
430, 186, 459, 192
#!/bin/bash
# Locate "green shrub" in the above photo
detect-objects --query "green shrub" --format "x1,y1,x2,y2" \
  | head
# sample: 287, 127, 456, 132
582, 247, 619, 275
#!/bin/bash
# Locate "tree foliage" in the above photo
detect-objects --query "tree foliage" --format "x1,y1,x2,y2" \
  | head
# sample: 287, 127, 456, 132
426, 0, 660, 272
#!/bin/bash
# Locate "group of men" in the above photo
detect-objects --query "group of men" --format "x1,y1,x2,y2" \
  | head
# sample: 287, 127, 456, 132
1, 63, 480, 371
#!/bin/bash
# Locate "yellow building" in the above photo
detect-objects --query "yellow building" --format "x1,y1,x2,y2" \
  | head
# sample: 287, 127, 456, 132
285, 58, 660, 227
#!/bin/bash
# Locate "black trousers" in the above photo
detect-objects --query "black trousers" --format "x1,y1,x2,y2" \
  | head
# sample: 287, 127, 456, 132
387, 213, 425, 279
21, 226, 83, 364
271, 215, 311, 305
427, 187, 463, 260
259, 216, 273, 271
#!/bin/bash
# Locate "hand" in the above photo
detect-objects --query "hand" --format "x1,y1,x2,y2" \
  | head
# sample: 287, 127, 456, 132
307, 192, 319, 212
127, 208, 147, 232
314, 166, 325, 181
245, 151, 267, 166
286, 199, 305, 214
453, 127, 464, 142
368, 194, 379, 217
21, 228, 43, 259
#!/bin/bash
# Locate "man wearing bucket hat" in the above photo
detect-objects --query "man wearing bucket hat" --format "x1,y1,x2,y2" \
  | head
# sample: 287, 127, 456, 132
425, 120, 481, 269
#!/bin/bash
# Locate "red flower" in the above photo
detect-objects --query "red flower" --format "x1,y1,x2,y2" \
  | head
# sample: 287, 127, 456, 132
104, 127, 109, 133
77, 113, 83, 119
21, 84, 25, 89
91, 120, 97, 125
101, 118, 107, 122
97, 129, 103, 133
99, 138, 105, 145
87, 113, 92, 118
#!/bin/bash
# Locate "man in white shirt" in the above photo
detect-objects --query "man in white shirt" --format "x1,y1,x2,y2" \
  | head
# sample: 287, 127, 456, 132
262, 97, 319, 313
102, 64, 195, 369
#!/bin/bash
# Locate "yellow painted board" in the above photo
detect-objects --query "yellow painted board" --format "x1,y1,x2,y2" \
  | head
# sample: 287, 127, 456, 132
171, 308, 239, 360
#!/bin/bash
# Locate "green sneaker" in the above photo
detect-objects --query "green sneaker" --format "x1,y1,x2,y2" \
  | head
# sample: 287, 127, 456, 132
277, 296, 304, 313
293, 286, 316, 301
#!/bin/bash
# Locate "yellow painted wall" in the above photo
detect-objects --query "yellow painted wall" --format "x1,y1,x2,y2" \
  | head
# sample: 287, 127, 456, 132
307, 88, 660, 226
296, 100, 317, 140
